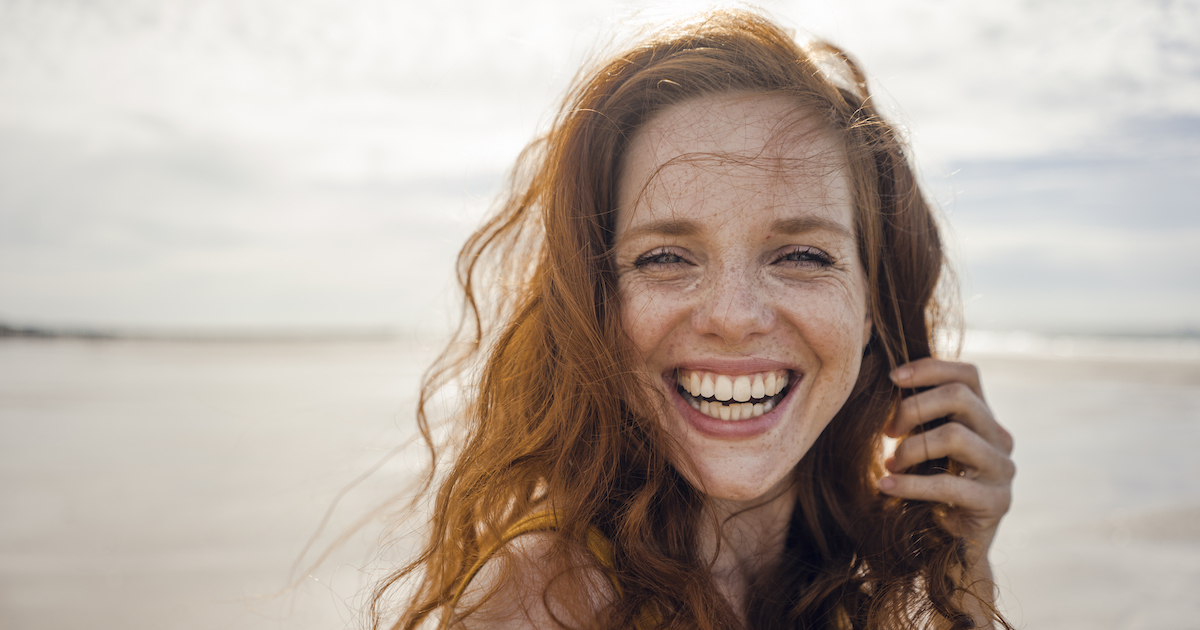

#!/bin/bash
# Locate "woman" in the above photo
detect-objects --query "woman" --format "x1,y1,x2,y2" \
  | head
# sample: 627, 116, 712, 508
374, 9, 1014, 630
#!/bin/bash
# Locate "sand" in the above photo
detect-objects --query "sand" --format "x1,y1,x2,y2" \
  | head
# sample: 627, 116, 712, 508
1, 338, 1197, 629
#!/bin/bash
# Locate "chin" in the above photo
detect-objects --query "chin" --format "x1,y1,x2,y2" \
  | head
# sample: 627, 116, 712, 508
681, 454, 800, 504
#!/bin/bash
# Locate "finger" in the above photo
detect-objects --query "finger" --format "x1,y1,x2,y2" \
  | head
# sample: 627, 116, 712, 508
890, 358, 983, 399
888, 422, 1016, 481
890, 381, 987, 435
890, 384, 1011, 453
878, 472, 1011, 516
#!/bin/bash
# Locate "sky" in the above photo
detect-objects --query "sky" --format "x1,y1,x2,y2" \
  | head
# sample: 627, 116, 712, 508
0, 0, 1197, 335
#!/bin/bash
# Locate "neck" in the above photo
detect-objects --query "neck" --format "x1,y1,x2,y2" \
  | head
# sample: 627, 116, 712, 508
697, 479, 797, 617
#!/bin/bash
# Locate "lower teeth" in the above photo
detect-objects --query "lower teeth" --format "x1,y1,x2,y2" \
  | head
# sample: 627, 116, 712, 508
686, 393, 778, 421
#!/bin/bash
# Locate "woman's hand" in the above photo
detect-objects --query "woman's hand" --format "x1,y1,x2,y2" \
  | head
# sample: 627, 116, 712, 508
878, 358, 1015, 561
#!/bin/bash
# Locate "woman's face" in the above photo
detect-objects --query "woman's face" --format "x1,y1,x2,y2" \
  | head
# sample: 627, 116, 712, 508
614, 94, 872, 502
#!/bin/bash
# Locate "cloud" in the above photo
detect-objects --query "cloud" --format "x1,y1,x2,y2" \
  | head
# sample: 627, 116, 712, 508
779, 0, 1200, 162
941, 115, 1200, 332
0, 122, 481, 331
1, 0, 1197, 332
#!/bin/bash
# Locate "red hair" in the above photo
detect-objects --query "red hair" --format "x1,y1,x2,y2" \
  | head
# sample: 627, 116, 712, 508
373, 9, 1008, 630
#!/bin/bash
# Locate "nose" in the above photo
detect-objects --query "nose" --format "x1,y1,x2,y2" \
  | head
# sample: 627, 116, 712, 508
691, 264, 776, 346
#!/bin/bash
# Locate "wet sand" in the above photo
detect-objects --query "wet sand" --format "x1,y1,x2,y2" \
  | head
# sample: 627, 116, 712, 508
965, 352, 1200, 629
1, 338, 1197, 629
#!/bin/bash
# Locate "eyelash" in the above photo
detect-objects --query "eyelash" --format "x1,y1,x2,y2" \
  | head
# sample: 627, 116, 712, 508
632, 247, 834, 269
633, 248, 687, 268
774, 246, 834, 267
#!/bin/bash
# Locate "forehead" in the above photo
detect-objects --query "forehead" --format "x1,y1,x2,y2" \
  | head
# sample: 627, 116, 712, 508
616, 94, 851, 231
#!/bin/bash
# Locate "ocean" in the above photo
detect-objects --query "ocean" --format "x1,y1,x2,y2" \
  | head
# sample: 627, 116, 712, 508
1, 334, 1197, 629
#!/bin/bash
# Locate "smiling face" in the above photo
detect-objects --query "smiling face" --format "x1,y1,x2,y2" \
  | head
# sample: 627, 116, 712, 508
614, 94, 873, 503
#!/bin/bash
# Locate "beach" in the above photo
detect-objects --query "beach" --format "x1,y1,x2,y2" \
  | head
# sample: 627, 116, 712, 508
1, 336, 1197, 629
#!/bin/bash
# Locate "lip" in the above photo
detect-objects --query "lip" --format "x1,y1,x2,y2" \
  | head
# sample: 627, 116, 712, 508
669, 357, 794, 376
664, 362, 800, 439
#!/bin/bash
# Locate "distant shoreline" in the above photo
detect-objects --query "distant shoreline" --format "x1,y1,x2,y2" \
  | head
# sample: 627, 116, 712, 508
3, 321, 1199, 365
0, 323, 412, 343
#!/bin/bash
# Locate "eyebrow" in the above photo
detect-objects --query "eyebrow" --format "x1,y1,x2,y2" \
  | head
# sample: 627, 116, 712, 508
618, 215, 854, 243
616, 219, 701, 242
770, 216, 854, 239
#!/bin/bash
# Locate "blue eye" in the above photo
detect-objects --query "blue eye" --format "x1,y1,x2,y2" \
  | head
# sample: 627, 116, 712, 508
776, 247, 833, 267
634, 249, 687, 267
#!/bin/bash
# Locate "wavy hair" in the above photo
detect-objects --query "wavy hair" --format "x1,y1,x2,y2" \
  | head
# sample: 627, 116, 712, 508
373, 8, 1007, 630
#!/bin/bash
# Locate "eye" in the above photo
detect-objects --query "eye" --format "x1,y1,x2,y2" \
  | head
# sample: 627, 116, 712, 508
774, 246, 834, 268
633, 248, 688, 268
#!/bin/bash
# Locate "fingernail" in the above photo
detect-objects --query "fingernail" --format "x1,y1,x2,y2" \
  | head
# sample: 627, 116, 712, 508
884, 456, 896, 472
890, 366, 912, 382
879, 476, 896, 491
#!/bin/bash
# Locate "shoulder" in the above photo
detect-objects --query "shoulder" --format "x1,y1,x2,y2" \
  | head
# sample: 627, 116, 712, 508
451, 530, 616, 630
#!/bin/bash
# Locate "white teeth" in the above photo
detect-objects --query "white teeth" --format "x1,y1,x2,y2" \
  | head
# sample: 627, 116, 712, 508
733, 376, 751, 402
714, 375, 733, 401
678, 369, 793, 421
698, 400, 770, 422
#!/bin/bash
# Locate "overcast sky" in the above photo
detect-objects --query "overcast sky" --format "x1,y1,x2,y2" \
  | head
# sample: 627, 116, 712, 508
1, 0, 1197, 334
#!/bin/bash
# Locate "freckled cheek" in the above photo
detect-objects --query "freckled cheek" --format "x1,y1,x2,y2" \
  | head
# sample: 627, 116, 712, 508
778, 293, 867, 367
619, 289, 684, 361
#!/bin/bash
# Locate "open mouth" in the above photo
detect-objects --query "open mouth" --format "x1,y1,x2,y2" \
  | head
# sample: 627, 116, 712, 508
675, 368, 792, 421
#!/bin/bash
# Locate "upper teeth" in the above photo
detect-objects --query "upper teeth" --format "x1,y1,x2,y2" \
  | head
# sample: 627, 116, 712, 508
680, 369, 788, 402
